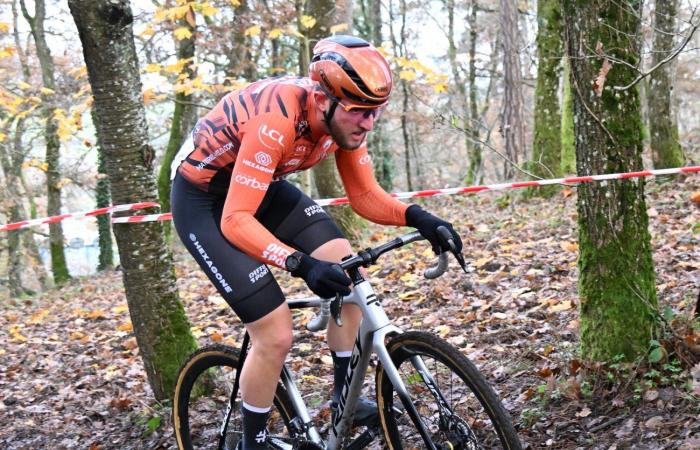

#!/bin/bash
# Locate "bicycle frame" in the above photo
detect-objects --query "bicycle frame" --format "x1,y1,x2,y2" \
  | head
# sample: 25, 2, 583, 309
222, 231, 450, 449
282, 274, 437, 449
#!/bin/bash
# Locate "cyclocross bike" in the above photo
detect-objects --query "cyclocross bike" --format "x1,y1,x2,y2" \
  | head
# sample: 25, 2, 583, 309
173, 228, 522, 450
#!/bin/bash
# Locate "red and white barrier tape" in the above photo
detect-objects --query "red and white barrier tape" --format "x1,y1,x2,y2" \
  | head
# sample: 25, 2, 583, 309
0, 202, 159, 233
110, 165, 700, 224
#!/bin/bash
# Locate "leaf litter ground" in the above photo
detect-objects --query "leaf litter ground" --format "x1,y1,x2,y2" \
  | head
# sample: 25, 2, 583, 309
1, 178, 699, 449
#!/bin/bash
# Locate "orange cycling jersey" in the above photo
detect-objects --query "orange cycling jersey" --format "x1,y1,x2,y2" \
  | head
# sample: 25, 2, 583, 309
176, 76, 408, 269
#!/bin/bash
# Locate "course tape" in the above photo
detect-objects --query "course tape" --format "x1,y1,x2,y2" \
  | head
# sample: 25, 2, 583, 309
2, 166, 696, 230
110, 165, 700, 224
0, 202, 159, 232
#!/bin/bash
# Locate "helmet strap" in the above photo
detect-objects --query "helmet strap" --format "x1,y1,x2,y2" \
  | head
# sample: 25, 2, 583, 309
324, 101, 339, 129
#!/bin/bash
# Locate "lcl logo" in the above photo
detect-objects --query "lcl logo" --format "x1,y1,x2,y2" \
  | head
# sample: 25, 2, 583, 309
259, 125, 284, 149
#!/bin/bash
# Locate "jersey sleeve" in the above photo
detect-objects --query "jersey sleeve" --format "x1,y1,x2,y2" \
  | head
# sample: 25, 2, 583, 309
220, 113, 297, 268
335, 145, 408, 226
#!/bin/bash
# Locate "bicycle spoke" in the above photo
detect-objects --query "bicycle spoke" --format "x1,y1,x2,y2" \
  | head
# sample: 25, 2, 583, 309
378, 333, 520, 450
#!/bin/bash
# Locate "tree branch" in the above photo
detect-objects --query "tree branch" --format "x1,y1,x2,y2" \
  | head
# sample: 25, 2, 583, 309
613, 11, 700, 91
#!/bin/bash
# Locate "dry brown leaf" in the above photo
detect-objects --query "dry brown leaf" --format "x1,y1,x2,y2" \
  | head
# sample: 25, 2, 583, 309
117, 322, 133, 332
560, 241, 579, 253
593, 59, 612, 97
691, 191, 700, 204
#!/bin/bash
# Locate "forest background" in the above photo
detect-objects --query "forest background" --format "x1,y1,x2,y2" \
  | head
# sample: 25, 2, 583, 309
0, 0, 699, 448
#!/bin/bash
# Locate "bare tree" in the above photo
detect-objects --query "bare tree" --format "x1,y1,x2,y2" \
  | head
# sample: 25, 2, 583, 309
499, 0, 526, 179
530, 0, 563, 197
647, 0, 686, 169
564, 0, 658, 361
20, 0, 71, 284
68, 0, 197, 399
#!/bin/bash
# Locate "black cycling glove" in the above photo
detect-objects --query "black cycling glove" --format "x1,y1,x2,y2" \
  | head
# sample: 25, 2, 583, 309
288, 252, 352, 299
405, 205, 463, 255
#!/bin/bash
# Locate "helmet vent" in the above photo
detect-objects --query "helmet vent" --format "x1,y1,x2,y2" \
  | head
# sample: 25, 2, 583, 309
312, 52, 377, 99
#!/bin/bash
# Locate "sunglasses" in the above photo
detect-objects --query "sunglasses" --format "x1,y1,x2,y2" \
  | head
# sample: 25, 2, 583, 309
340, 103, 386, 119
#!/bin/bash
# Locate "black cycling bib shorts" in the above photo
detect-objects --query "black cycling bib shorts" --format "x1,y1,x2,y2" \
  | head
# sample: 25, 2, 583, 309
171, 172, 345, 323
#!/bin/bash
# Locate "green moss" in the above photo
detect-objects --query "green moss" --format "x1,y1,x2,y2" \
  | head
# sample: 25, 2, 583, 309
560, 57, 575, 174
529, 0, 563, 198
151, 296, 199, 396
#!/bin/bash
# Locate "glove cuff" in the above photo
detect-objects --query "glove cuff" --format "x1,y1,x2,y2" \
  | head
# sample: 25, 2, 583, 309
405, 204, 429, 227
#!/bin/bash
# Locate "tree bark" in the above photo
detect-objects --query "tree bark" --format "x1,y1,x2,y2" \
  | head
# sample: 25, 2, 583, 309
529, 0, 563, 197
465, 0, 483, 185
560, 55, 576, 174
157, 4, 197, 227
305, 0, 366, 241
68, 0, 197, 399
92, 109, 114, 271
563, 0, 658, 361
367, 0, 394, 191
20, 0, 71, 285
499, 0, 526, 179
647, 0, 685, 169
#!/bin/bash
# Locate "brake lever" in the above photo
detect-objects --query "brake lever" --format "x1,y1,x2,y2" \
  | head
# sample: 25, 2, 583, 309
331, 292, 343, 327
436, 226, 468, 274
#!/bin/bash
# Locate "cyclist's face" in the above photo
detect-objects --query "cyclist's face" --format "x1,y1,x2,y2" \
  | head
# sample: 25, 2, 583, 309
329, 105, 383, 150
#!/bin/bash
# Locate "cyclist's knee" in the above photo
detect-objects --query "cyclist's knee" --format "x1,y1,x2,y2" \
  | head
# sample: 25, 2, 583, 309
311, 238, 352, 263
246, 304, 293, 361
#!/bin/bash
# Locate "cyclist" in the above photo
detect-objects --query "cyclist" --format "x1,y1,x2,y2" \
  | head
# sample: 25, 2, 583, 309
171, 35, 462, 450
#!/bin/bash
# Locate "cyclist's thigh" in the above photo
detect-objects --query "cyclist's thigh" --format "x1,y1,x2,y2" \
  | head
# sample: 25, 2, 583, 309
255, 180, 346, 255
171, 173, 285, 324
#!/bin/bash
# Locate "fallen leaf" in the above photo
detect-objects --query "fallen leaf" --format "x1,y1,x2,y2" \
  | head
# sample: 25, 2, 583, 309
593, 58, 613, 97
644, 416, 663, 428
550, 301, 573, 312
560, 241, 579, 253
576, 406, 591, 418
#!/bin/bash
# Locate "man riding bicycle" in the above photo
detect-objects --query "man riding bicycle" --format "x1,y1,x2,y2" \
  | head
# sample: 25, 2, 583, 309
171, 35, 462, 450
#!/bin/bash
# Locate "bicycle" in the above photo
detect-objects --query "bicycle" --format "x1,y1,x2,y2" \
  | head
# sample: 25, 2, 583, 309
173, 228, 522, 450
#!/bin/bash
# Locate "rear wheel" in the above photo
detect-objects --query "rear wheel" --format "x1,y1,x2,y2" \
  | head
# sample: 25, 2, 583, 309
376, 331, 522, 450
173, 344, 298, 450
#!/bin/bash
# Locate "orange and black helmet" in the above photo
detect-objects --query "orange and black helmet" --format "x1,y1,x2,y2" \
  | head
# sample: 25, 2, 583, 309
309, 35, 392, 120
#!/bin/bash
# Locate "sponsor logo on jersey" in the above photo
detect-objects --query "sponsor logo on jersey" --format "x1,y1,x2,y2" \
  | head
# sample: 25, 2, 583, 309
234, 174, 269, 190
189, 233, 233, 293
294, 145, 307, 155
284, 158, 301, 167
259, 125, 284, 149
359, 154, 372, 165
304, 205, 324, 217
262, 243, 291, 267
323, 138, 333, 150
255, 151, 272, 166
241, 159, 274, 174
248, 265, 269, 284
197, 142, 234, 170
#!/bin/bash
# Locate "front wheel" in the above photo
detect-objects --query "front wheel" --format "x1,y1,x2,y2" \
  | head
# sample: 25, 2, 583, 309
173, 344, 297, 450
376, 331, 522, 450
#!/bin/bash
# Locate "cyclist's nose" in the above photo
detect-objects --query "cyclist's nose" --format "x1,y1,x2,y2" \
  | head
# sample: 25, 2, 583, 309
358, 112, 375, 131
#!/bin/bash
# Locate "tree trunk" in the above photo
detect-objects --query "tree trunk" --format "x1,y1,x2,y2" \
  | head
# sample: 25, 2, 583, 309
560, 55, 576, 174
529, 0, 562, 197
92, 109, 114, 271
305, 0, 366, 241
367, 0, 393, 191
499, 0, 525, 179
157, 4, 197, 236
563, 0, 658, 361
465, 0, 483, 185
68, 0, 197, 400
647, 0, 685, 169
20, 0, 71, 285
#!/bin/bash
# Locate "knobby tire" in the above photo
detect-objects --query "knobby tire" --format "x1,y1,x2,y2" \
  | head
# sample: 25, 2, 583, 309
376, 331, 522, 450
